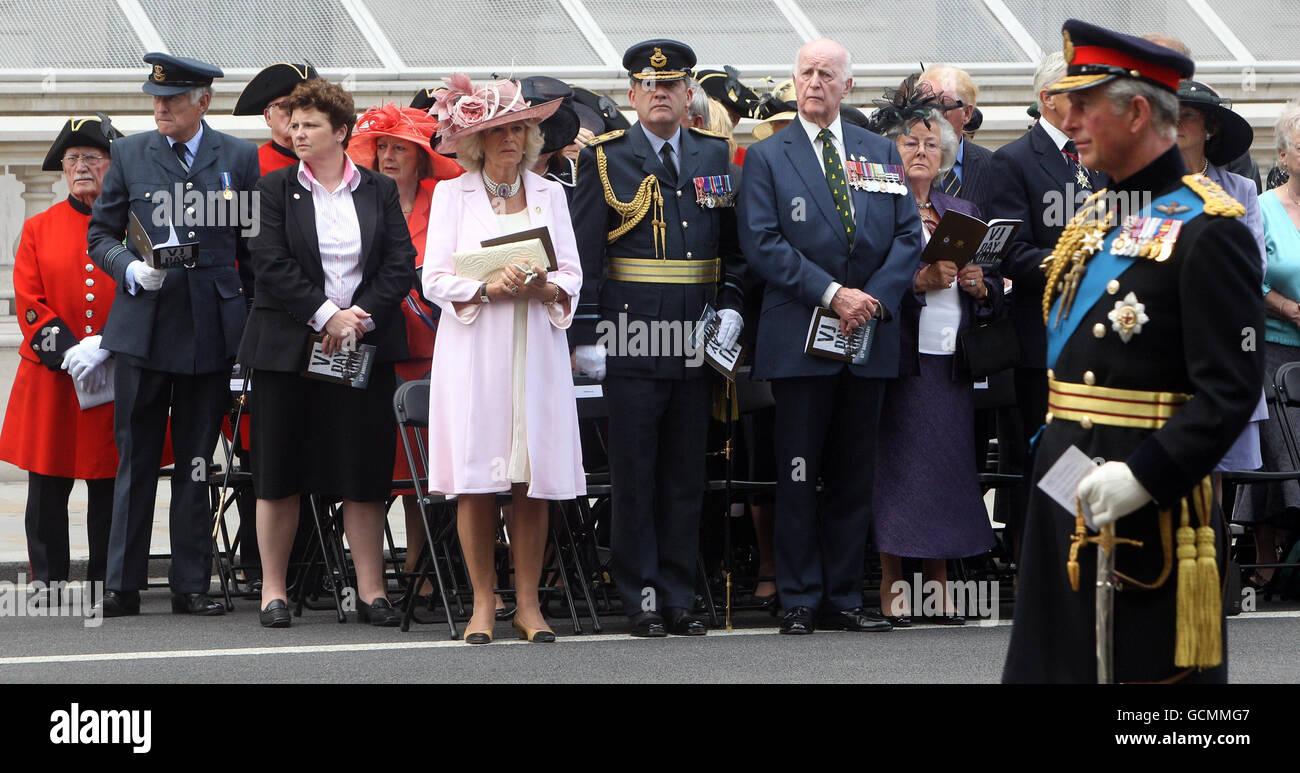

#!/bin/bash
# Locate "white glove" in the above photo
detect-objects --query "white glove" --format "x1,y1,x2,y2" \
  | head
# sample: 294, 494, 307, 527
126, 260, 165, 292
574, 344, 607, 381
61, 335, 111, 386
715, 308, 743, 350
1078, 461, 1153, 528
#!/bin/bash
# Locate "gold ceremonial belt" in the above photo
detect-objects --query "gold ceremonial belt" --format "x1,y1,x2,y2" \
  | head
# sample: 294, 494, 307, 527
607, 257, 719, 285
1047, 378, 1191, 430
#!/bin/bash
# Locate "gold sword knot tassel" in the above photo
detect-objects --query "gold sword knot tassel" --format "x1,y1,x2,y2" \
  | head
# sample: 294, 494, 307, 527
1067, 515, 1144, 591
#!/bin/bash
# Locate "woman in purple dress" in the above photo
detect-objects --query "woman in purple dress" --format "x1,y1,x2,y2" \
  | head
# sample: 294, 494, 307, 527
867, 85, 1000, 624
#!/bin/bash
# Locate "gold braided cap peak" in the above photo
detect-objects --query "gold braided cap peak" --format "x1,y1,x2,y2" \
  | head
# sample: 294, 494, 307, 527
1182, 173, 1246, 217
1041, 187, 1113, 325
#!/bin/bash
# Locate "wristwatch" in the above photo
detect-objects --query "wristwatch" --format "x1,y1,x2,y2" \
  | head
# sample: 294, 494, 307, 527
479, 282, 490, 304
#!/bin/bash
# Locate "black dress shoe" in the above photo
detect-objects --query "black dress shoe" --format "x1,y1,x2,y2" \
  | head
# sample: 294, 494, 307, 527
357, 597, 401, 627
779, 606, 815, 635
930, 613, 966, 626
752, 594, 779, 617
819, 607, 892, 632
92, 590, 140, 618
665, 607, 707, 636
629, 611, 667, 638
172, 592, 225, 616
259, 599, 291, 628
877, 608, 913, 628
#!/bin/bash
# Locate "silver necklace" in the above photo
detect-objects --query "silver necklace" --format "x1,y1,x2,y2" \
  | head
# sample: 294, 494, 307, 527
482, 170, 521, 198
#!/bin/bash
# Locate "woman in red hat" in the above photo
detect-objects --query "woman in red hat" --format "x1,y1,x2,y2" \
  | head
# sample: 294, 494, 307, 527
348, 104, 462, 601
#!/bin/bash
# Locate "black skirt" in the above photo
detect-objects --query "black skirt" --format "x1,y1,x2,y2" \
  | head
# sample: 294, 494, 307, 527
249, 364, 397, 502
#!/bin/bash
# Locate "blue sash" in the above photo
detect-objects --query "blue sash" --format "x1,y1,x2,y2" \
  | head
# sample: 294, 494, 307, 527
1046, 185, 1203, 368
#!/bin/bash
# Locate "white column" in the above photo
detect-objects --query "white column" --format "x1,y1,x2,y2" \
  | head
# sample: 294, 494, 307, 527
13, 166, 60, 221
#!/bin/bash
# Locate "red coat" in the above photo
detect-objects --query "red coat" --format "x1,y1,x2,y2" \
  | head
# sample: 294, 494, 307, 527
258, 141, 298, 176
393, 179, 440, 486
0, 198, 118, 478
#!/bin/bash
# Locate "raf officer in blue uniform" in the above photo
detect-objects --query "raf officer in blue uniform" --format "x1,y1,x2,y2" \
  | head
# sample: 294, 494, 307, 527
88, 53, 260, 617
570, 39, 746, 637
1003, 21, 1263, 682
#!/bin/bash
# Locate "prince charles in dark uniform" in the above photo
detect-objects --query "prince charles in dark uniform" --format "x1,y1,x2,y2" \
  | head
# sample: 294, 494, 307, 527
570, 40, 745, 637
88, 53, 260, 617
1003, 21, 1264, 683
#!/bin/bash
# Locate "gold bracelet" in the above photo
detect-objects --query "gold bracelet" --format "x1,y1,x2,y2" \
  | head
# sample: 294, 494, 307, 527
548, 283, 562, 305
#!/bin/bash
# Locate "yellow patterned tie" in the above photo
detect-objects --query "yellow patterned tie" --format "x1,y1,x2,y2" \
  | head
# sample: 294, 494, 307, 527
818, 128, 854, 242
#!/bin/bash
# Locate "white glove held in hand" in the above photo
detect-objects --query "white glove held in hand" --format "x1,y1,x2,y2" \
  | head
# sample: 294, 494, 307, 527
574, 344, 607, 381
715, 309, 744, 350
61, 335, 111, 387
126, 260, 165, 292
1078, 461, 1153, 528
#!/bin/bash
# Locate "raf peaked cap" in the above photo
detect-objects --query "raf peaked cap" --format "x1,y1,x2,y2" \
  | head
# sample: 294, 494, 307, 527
142, 52, 223, 96
624, 39, 695, 83
1048, 19, 1194, 95
233, 62, 319, 115
42, 114, 124, 171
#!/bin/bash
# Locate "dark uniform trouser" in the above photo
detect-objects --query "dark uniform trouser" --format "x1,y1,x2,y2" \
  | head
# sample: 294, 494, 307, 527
605, 375, 710, 613
771, 371, 884, 612
25, 473, 113, 583
106, 360, 228, 594
993, 366, 1048, 547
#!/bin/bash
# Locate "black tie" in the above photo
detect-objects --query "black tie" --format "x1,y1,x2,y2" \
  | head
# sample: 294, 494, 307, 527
659, 143, 677, 186
1062, 140, 1091, 189
173, 142, 190, 173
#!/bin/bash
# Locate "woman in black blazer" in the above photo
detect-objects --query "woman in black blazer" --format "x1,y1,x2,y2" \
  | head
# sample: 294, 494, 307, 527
238, 79, 415, 628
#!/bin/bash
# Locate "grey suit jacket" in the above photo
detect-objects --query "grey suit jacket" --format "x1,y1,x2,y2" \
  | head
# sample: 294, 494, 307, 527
87, 120, 260, 374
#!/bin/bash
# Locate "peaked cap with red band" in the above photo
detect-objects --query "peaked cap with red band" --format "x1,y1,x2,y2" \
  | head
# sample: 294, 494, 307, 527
1047, 18, 1194, 95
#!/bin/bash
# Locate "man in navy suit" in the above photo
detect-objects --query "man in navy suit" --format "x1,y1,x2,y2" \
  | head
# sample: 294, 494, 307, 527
987, 52, 1104, 548
738, 38, 922, 635
920, 65, 995, 218
88, 53, 260, 617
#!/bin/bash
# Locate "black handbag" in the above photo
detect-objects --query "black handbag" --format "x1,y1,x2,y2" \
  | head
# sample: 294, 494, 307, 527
958, 315, 1020, 380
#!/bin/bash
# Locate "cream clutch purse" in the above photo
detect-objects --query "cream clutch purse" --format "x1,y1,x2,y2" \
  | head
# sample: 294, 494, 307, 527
453, 238, 549, 283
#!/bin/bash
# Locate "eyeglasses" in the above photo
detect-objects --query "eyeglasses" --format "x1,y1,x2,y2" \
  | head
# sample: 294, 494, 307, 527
900, 139, 942, 155
62, 153, 106, 166
265, 100, 290, 114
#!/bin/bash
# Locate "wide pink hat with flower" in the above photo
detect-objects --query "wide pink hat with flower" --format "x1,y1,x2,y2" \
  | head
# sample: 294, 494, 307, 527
431, 74, 562, 154
348, 103, 464, 180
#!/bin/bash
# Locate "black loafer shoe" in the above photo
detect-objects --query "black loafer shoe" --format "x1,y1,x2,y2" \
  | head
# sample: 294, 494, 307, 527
171, 592, 224, 616
357, 597, 400, 627
92, 590, 140, 618
779, 605, 815, 635
931, 614, 965, 626
629, 611, 667, 638
259, 599, 291, 628
819, 606, 892, 632
878, 608, 913, 628
665, 607, 707, 636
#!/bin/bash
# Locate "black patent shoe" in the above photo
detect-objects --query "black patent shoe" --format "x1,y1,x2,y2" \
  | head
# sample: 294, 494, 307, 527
877, 607, 913, 628
665, 607, 707, 636
629, 611, 667, 638
92, 590, 140, 618
818, 607, 892, 632
171, 592, 225, 616
779, 606, 815, 635
356, 597, 400, 627
259, 599, 291, 628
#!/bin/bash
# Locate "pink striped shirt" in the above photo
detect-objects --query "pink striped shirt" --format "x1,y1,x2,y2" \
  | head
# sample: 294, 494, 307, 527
299, 158, 373, 332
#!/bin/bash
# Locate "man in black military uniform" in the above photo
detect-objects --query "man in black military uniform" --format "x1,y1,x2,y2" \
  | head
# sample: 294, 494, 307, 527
570, 39, 745, 637
1003, 20, 1264, 683
88, 53, 260, 617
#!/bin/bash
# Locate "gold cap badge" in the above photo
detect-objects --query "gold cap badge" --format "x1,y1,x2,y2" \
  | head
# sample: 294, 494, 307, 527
650, 47, 667, 68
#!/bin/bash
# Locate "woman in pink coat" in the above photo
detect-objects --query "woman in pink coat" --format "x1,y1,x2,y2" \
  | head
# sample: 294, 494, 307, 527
422, 75, 586, 644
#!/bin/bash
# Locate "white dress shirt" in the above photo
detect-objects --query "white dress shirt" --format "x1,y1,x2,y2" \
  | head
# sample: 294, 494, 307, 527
299, 157, 373, 332
1038, 116, 1071, 152
798, 112, 856, 308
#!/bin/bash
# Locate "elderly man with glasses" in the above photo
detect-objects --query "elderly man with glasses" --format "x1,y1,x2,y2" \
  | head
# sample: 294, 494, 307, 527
0, 116, 126, 591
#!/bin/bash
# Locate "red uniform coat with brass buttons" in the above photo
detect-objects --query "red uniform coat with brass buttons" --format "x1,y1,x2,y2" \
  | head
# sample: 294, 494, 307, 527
0, 197, 118, 478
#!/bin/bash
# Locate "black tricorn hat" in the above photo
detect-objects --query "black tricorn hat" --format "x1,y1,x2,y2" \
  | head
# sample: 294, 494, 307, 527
42, 114, 124, 171
1178, 80, 1253, 166
410, 86, 442, 111
233, 62, 319, 115
520, 76, 581, 154
696, 66, 762, 118
570, 86, 629, 133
